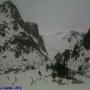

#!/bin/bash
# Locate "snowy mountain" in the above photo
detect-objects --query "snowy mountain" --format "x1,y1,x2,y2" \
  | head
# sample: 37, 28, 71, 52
0, 1, 90, 89
43, 30, 83, 59
51, 28, 90, 81
67, 28, 90, 76
0, 1, 48, 74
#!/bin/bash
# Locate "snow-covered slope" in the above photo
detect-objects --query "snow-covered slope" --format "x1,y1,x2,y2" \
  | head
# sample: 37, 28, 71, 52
0, 1, 90, 89
44, 30, 83, 59
0, 1, 48, 74
67, 28, 90, 76
52, 28, 90, 80
0, 69, 90, 90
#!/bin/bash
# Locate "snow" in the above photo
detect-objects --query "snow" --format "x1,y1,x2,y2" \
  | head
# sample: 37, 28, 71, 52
0, 70, 90, 90
43, 31, 82, 59
68, 46, 90, 71
0, 1, 90, 90
0, 2, 47, 74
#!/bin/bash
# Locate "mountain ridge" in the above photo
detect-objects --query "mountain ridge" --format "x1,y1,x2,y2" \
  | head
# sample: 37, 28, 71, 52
0, 1, 48, 74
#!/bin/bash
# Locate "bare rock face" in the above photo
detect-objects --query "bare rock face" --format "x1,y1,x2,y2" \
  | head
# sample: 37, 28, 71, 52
83, 27, 90, 50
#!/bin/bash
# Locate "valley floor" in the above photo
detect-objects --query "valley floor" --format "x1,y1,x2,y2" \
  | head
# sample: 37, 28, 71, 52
0, 68, 90, 90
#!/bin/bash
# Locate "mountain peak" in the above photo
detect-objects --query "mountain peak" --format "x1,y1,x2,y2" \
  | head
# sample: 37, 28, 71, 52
3, 1, 14, 6
0, 0, 48, 74
1, 0, 18, 13
69, 30, 80, 36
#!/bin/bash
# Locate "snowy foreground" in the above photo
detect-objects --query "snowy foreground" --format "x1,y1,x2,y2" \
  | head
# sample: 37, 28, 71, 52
0, 68, 90, 90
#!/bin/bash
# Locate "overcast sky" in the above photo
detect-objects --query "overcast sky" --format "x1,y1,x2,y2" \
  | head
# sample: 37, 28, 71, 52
5, 0, 90, 35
